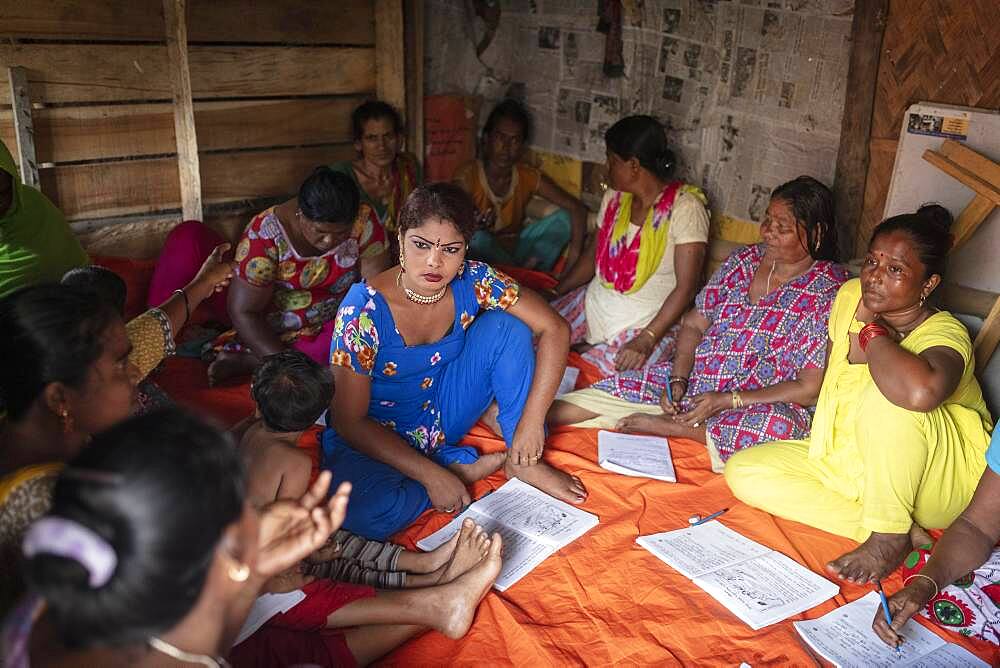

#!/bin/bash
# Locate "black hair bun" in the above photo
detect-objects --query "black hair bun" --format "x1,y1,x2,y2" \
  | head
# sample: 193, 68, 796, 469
915, 203, 953, 233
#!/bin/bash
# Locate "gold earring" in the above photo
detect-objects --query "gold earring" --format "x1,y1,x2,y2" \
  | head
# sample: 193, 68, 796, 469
60, 409, 74, 435
457, 261, 465, 278
227, 561, 250, 582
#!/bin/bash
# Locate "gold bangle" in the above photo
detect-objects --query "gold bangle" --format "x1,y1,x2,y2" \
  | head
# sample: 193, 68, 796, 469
731, 390, 744, 409
903, 573, 939, 599
640, 328, 658, 341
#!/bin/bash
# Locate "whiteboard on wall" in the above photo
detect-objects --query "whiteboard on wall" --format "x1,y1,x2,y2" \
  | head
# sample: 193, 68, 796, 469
883, 102, 1000, 292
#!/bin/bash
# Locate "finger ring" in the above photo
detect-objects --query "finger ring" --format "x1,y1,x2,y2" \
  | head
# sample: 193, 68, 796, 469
693, 422, 700, 427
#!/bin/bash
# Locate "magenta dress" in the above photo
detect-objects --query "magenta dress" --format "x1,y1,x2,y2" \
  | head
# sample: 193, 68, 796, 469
592, 244, 848, 461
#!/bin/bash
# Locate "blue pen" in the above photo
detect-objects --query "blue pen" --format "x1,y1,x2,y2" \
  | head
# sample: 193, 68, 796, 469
692, 507, 729, 525
876, 580, 902, 656
664, 378, 674, 405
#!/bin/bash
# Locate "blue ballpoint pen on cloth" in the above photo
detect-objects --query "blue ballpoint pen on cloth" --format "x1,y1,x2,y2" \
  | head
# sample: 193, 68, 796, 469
876, 580, 902, 656
692, 508, 729, 525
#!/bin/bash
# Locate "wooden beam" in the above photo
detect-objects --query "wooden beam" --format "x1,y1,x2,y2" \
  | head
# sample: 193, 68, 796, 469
6, 66, 38, 189
833, 0, 888, 260
164, 0, 202, 222
40, 144, 354, 221
0, 44, 374, 105
375, 0, 406, 114
0, 97, 364, 163
405, 0, 425, 164
975, 296, 1000, 376
0, 0, 375, 44
952, 193, 996, 250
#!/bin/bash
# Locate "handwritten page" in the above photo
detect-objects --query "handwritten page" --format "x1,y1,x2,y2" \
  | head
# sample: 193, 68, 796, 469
694, 551, 840, 630
556, 366, 580, 397
908, 644, 990, 667
597, 430, 676, 482
794, 591, 988, 667
416, 478, 598, 591
233, 590, 307, 646
638, 521, 838, 629
637, 521, 771, 578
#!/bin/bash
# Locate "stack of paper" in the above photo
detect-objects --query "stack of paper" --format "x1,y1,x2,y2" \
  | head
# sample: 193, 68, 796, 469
637, 521, 839, 630
597, 430, 676, 482
417, 477, 599, 591
794, 591, 989, 667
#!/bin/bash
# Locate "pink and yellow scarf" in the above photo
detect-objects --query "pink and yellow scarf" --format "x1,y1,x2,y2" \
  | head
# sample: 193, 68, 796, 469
595, 182, 704, 294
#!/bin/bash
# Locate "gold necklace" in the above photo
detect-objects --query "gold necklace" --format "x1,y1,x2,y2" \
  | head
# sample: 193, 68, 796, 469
397, 269, 446, 305
148, 636, 229, 667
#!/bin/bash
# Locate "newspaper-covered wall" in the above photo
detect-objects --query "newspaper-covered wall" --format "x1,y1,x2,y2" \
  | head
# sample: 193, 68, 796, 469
426, 0, 852, 227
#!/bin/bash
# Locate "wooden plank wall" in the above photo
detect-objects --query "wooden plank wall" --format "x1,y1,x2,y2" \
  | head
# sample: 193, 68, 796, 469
856, 0, 1000, 257
0, 0, 382, 256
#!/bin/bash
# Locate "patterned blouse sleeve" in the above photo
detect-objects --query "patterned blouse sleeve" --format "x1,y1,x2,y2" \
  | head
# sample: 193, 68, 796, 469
330, 283, 380, 377
355, 203, 387, 259
234, 214, 277, 288
786, 301, 833, 373
464, 261, 520, 313
125, 308, 175, 380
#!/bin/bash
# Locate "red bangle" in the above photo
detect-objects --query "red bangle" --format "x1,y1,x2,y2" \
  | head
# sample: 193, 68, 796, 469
858, 322, 889, 352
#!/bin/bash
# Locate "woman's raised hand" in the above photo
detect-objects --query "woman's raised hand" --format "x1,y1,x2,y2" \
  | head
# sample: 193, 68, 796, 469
192, 242, 235, 296
255, 472, 351, 578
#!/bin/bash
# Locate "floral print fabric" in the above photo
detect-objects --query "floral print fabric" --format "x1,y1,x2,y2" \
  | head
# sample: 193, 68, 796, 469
903, 542, 1000, 646
234, 205, 385, 343
593, 244, 847, 460
330, 261, 518, 454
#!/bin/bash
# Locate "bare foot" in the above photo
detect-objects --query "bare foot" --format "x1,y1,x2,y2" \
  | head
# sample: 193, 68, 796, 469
910, 523, 933, 550
616, 412, 675, 436
438, 518, 490, 584
436, 533, 503, 638
478, 401, 502, 437
826, 531, 911, 583
450, 452, 506, 485
616, 412, 706, 443
506, 459, 587, 504
396, 524, 462, 574
207, 350, 258, 386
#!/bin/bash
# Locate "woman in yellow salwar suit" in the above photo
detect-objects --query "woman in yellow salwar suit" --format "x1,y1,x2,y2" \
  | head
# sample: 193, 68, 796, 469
725, 205, 992, 584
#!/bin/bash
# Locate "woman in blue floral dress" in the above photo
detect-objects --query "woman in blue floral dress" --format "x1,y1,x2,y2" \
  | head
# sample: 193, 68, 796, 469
325, 183, 587, 540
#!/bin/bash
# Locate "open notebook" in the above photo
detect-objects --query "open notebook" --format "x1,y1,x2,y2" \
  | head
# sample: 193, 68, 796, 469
794, 591, 989, 667
417, 478, 598, 591
637, 520, 839, 630
597, 430, 676, 482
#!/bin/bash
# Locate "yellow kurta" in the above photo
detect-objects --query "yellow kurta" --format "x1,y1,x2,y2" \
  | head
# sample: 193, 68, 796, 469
725, 279, 992, 542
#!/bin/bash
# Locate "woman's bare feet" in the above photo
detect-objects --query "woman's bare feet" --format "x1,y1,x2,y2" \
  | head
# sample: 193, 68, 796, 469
433, 533, 503, 638
506, 459, 587, 504
616, 412, 675, 436
396, 523, 463, 575
438, 519, 490, 583
910, 523, 933, 550
207, 350, 259, 386
826, 531, 912, 583
616, 412, 706, 443
450, 452, 506, 485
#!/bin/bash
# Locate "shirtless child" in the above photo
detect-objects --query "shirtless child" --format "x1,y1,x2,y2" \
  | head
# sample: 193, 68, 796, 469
233, 351, 503, 662
237, 350, 490, 587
